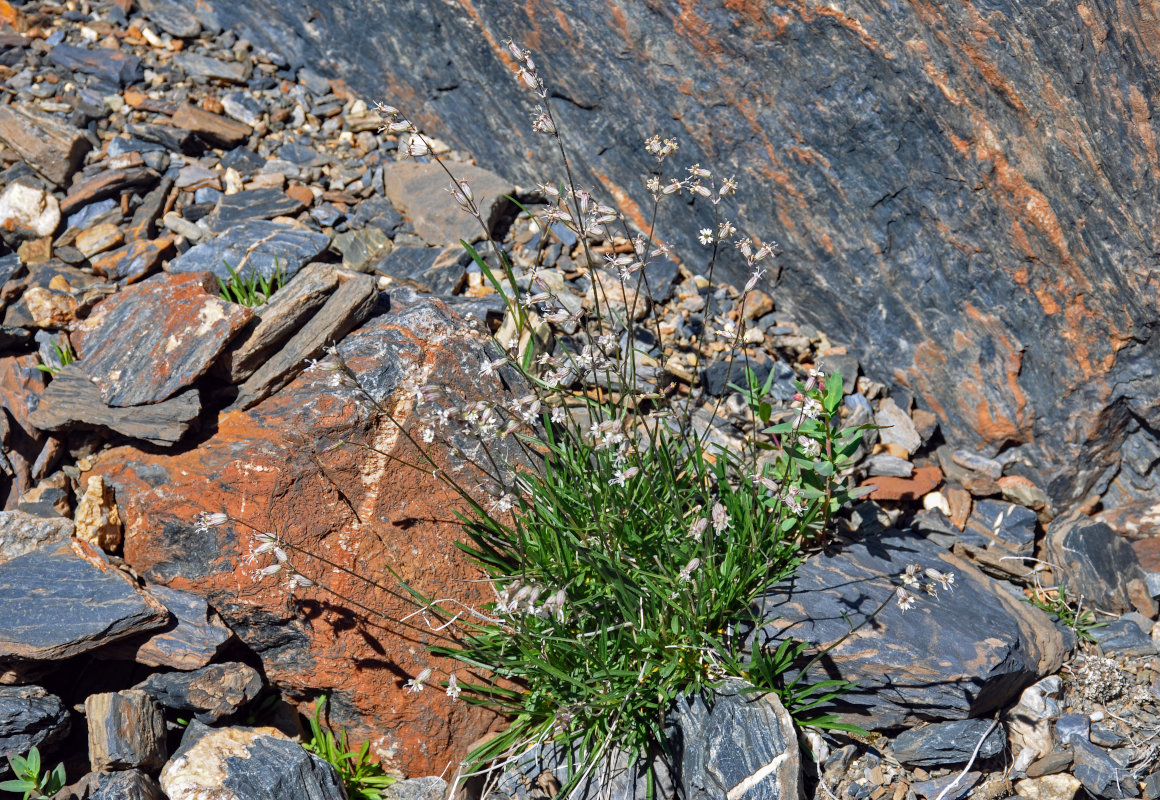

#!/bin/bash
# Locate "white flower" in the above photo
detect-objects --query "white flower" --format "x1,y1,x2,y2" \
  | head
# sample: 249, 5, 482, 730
925, 568, 955, 591
711, 502, 730, 534
405, 134, 430, 157
284, 572, 314, 592
797, 436, 821, 458
405, 668, 433, 693
689, 517, 708, 543
698, 228, 714, 246
195, 511, 229, 532
550, 406, 567, 425
421, 427, 435, 443
446, 673, 461, 701
896, 588, 916, 611
678, 557, 701, 583
609, 467, 639, 487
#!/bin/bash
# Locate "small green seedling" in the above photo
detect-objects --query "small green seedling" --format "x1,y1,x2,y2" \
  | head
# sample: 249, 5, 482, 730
0, 746, 66, 800
217, 259, 286, 307
35, 341, 76, 376
303, 695, 396, 800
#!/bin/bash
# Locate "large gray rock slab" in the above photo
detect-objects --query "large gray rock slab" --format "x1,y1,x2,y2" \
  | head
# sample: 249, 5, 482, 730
28, 366, 202, 447
199, 0, 1160, 510
73, 272, 253, 407
160, 720, 346, 800
382, 161, 517, 246
201, 188, 306, 235
0, 106, 90, 187
0, 541, 168, 669
109, 585, 235, 670
1044, 511, 1148, 615
166, 220, 329, 283
755, 529, 1066, 730
0, 685, 70, 758
893, 719, 1005, 767
676, 681, 801, 800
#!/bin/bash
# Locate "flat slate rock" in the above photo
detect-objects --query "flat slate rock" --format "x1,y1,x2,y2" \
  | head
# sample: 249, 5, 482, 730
174, 52, 246, 83
755, 528, 1066, 730
167, 220, 329, 283
111, 584, 234, 670
0, 106, 91, 187
72, 272, 252, 407
893, 719, 1005, 766
0, 541, 168, 665
136, 661, 262, 722
382, 161, 517, 246
171, 104, 252, 148
89, 770, 165, 800
28, 367, 202, 447
1089, 618, 1158, 657
161, 721, 346, 800
964, 499, 1037, 555
230, 272, 379, 410
216, 263, 339, 382
0, 510, 75, 564
85, 689, 167, 771
0, 685, 70, 757
60, 167, 159, 216
136, 0, 203, 37
48, 43, 143, 88
367, 244, 470, 295
201, 188, 306, 235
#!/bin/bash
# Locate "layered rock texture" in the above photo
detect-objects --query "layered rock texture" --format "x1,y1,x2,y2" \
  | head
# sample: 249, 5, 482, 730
203, 0, 1160, 509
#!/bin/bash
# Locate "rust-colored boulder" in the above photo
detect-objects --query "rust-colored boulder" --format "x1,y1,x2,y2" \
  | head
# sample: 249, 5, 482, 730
91, 291, 522, 775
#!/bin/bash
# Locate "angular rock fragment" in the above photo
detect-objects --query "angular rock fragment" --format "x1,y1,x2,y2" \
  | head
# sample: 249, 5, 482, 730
29, 367, 202, 447
175, 52, 247, 83
0, 182, 60, 241
114, 585, 234, 670
875, 397, 922, 456
84, 770, 165, 800
383, 161, 517, 245
964, 499, 1037, 555
368, 244, 471, 295
893, 719, 1005, 767
73, 475, 122, 553
74, 223, 124, 258
1044, 512, 1148, 615
167, 220, 329, 283
0, 107, 90, 187
1089, 618, 1158, 657
216, 263, 339, 382
72, 272, 253, 407
136, 0, 202, 38
48, 44, 143, 88
160, 721, 346, 800
0, 540, 168, 668
137, 661, 262, 722
90, 237, 173, 284
755, 528, 1065, 729
230, 272, 379, 409
171, 103, 253, 148
60, 167, 159, 216
201, 187, 306, 234
0, 685, 70, 757
0, 510, 74, 563
85, 690, 167, 771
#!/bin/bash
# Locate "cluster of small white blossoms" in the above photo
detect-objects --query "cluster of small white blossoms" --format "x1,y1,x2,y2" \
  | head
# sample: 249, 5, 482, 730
495, 579, 568, 623
194, 513, 316, 593
895, 562, 955, 611
402, 668, 461, 701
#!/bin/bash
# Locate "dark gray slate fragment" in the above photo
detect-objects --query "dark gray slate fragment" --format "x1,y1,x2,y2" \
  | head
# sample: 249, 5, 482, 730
174, 52, 246, 83
74, 271, 253, 407
231, 273, 379, 410
0, 510, 74, 563
1089, 618, 1158, 657
1045, 511, 1148, 614
965, 500, 1037, 555
0, 541, 168, 663
137, 0, 203, 37
1143, 771, 1160, 800
369, 244, 469, 295
909, 772, 980, 800
48, 44, 142, 87
162, 720, 345, 800
201, 188, 306, 234
85, 690, 167, 771
386, 777, 448, 800
167, 220, 329, 283
489, 739, 668, 800
117, 584, 234, 670
137, 661, 262, 722
893, 719, 1004, 766
676, 681, 800, 800
0, 685, 70, 758
1054, 714, 1090, 746
216, 263, 340, 382
1072, 739, 1140, 799
89, 770, 165, 800
28, 366, 202, 447
755, 529, 1065, 729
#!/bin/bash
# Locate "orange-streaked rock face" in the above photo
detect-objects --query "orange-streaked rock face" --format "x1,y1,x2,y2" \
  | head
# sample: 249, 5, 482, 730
200, 0, 1160, 508
92, 294, 523, 775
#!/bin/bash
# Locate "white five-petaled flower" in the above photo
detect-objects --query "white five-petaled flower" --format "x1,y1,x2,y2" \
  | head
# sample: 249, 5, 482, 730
925, 568, 955, 591
550, 406, 567, 425
698, 228, 714, 246
797, 436, 821, 459
678, 557, 701, 583
609, 466, 639, 487
689, 517, 708, 543
446, 673, 461, 701
404, 668, 433, 694
284, 572, 314, 592
195, 511, 229, 533
896, 588, 916, 611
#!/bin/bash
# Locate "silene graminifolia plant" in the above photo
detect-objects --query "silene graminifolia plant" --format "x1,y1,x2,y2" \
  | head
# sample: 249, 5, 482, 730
196, 38, 954, 798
